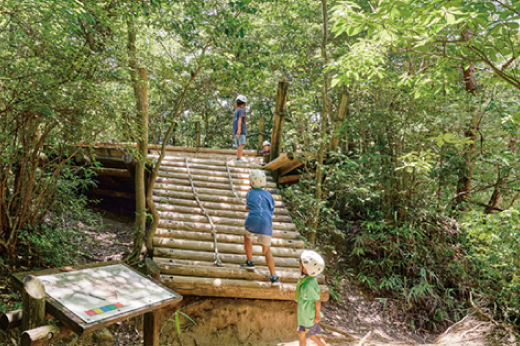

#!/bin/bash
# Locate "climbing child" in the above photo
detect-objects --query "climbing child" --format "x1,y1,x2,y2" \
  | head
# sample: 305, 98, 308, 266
240, 169, 280, 287
233, 94, 248, 163
260, 140, 271, 155
296, 250, 327, 346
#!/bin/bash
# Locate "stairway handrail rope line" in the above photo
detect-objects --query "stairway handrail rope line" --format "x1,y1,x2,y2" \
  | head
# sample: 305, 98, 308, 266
184, 158, 223, 267
225, 161, 246, 205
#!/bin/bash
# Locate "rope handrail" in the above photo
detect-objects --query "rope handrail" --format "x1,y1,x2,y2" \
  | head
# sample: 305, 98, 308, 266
184, 158, 223, 267
225, 161, 246, 205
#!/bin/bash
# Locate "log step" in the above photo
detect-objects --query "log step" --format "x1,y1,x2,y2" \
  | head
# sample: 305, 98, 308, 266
157, 263, 318, 283
157, 221, 301, 240
155, 177, 279, 192
152, 195, 289, 215
155, 203, 293, 223
157, 171, 277, 188
155, 160, 271, 175
154, 184, 283, 200
158, 166, 275, 181
160, 275, 329, 301
158, 212, 296, 231
152, 238, 303, 258
150, 155, 265, 170
154, 229, 304, 248
153, 249, 300, 267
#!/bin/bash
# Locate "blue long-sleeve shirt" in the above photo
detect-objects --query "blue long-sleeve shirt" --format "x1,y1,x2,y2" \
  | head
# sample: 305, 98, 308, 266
245, 188, 274, 236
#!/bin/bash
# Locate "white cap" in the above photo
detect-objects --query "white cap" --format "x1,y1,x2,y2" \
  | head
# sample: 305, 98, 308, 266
249, 169, 267, 188
263, 140, 270, 146
300, 250, 325, 277
237, 95, 248, 103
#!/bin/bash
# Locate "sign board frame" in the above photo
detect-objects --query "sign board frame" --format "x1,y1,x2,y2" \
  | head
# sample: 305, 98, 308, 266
11, 261, 182, 336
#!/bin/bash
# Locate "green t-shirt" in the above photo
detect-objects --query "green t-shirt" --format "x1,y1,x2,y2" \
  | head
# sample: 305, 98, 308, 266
296, 276, 321, 327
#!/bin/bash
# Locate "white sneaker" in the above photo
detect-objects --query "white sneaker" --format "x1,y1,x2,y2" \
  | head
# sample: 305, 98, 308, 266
236, 158, 247, 164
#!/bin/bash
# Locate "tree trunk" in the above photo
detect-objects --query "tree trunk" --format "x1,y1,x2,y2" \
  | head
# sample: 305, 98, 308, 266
310, 0, 330, 245
329, 87, 349, 152
269, 82, 290, 163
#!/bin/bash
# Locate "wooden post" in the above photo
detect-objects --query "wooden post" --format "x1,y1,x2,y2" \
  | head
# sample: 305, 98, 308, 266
269, 82, 289, 163
195, 121, 201, 148
144, 258, 161, 346
0, 310, 51, 331
257, 116, 265, 153
21, 275, 46, 332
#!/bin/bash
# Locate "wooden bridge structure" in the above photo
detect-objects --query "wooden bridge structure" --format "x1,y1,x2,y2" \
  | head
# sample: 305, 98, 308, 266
85, 143, 329, 301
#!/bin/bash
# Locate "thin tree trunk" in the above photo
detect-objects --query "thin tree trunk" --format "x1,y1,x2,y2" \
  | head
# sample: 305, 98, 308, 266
310, 0, 329, 245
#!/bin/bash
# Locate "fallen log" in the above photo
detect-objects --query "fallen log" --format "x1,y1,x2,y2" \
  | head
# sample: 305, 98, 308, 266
158, 211, 296, 231
21, 323, 75, 346
152, 195, 288, 214
152, 237, 303, 258
154, 203, 293, 223
156, 221, 301, 239
154, 229, 304, 248
265, 153, 293, 171
160, 275, 329, 301
153, 249, 300, 267
279, 158, 303, 176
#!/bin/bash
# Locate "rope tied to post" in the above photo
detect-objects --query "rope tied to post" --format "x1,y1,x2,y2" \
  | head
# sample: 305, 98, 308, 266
184, 158, 223, 267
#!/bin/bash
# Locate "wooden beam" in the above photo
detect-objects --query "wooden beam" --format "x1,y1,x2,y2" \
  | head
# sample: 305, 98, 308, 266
265, 153, 294, 171
156, 171, 277, 188
21, 275, 46, 332
93, 189, 135, 199
160, 275, 329, 301
21, 323, 75, 346
159, 165, 275, 181
153, 189, 284, 206
148, 144, 259, 157
279, 158, 303, 176
153, 158, 270, 175
270, 81, 290, 162
0, 311, 51, 331
278, 175, 301, 185
154, 184, 283, 201
92, 167, 131, 178
155, 177, 278, 192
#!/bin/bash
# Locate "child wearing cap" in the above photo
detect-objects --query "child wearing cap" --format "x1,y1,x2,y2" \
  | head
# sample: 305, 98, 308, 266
240, 169, 280, 287
260, 140, 271, 155
296, 250, 327, 346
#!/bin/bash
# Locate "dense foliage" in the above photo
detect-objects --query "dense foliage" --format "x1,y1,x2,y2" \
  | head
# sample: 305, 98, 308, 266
1, 0, 520, 330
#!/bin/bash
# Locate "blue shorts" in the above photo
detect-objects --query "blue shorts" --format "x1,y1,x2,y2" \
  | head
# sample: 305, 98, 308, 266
234, 135, 246, 146
297, 323, 323, 337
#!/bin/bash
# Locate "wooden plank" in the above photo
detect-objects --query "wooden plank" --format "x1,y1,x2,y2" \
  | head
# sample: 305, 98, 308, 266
152, 238, 303, 258
147, 144, 259, 157
150, 155, 264, 170
156, 221, 301, 240
159, 166, 275, 181
154, 203, 292, 223
158, 211, 296, 231
153, 249, 300, 267
155, 177, 278, 192
154, 229, 304, 248
152, 195, 288, 214
160, 275, 329, 301
154, 160, 272, 175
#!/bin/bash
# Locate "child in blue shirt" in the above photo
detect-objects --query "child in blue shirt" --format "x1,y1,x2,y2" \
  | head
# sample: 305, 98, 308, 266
240, 169, 280, 286
296, 250, 326, 346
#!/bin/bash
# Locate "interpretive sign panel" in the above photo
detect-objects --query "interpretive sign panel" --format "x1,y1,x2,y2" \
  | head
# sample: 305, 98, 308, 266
37, 264, 176, 324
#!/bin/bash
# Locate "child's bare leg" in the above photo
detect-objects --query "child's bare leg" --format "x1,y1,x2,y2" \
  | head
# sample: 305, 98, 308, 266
298, 331, 307, 346
262, 245, 276, 276
244, 235, 253, 261
309, 335, 327, 346
237, 144, 245, 159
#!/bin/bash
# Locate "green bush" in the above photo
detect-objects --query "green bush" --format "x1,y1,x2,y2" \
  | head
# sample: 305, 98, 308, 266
462, 208, 520, 327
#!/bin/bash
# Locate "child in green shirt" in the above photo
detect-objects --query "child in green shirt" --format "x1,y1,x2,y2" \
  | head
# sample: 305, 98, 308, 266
295, 250, 327, 346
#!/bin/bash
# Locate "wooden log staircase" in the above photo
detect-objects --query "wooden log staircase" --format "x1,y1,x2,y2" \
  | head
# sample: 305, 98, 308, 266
148, 148, 329, 301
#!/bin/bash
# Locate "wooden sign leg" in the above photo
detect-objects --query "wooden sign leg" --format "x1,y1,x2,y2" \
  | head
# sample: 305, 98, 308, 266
21, 275, 46, 332
144, 258, 161, 345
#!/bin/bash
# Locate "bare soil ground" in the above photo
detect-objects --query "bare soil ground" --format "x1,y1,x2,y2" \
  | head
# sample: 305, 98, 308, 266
0, 211, 517, 346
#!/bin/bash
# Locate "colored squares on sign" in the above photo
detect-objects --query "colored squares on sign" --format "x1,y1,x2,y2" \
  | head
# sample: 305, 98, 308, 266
93, 308, 104, 314
114, 302, 124, 308
100, 306, 111, 312
85, 310, 97, 316
84, 303, 125, 318
106, 304, 118, 310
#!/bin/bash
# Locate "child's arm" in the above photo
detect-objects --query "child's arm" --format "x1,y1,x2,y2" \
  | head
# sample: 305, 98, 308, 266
314, 301, 322, 324
237, 119, 242, 136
